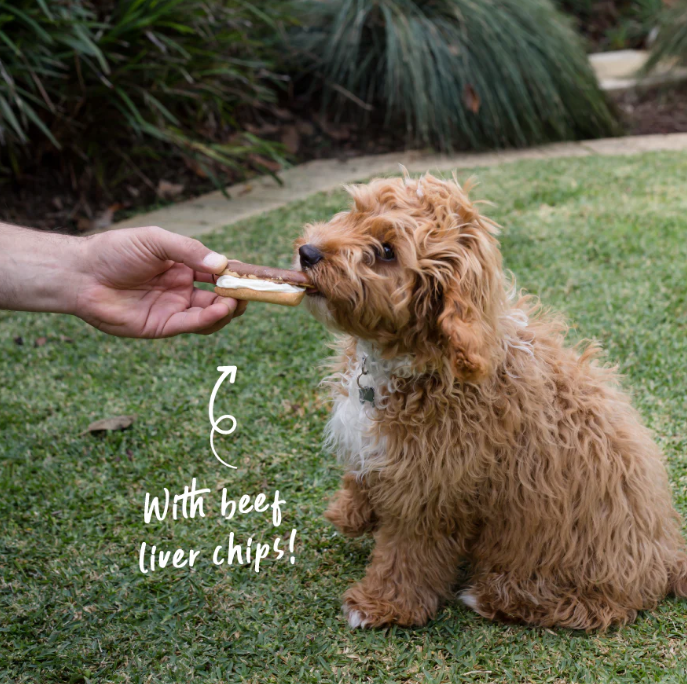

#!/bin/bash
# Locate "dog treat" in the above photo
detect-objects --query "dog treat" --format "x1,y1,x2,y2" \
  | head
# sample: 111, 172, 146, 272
214, 260, 311, 307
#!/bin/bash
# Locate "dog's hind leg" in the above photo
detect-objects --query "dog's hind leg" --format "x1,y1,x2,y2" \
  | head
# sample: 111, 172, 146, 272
670, 555, 687, 597
325, 473, 377, 538
461, 573, 638, 630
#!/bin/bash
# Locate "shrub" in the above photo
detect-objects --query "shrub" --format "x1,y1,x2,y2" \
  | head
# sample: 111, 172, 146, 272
645, 0, 687, 71
289, 0, 620, 151
0, 0, 288, 189
556, 0, 663, 51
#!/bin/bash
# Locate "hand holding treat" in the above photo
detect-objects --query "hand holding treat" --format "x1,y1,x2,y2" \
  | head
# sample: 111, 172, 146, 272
215, 260, 312, 307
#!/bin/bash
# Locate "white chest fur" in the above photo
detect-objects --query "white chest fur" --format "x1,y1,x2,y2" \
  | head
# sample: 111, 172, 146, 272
323, 343, 414, 477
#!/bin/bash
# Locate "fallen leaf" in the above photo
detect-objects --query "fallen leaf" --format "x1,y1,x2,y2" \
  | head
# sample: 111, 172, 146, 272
59, 335, 74, 344
244, 122, 280, 136
77, 216, 92, 232
248, 154, 281, 173
280, 125, 300, 154
183, 157, 209, 178
13, 336, 23, 346
271, 106, 293, 121
156, 179, 185, 200
315, 114, 350, 141
464, 84, 481, 114
281, 400, 305, 418
76, 204, 122, 233
34, 337, 47, 347
296, 120, 315, 136
82, 415, 136, 436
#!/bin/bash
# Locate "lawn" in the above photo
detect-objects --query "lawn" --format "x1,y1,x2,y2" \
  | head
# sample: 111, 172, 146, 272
1, 151, 686, 684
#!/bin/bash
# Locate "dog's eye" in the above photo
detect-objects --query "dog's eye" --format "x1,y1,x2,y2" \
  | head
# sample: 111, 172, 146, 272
378, 243, 395, 261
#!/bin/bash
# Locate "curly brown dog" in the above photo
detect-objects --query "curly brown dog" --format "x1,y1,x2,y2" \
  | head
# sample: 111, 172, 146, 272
295, 171, 687, 630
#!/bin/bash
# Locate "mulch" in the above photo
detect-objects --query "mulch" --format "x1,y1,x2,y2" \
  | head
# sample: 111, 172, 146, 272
2, 84, 686, 235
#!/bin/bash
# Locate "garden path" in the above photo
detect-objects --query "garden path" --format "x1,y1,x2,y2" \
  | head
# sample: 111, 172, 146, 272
103, 133, 687, 238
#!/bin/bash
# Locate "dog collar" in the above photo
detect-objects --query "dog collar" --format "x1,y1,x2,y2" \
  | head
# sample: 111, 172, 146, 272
356, 355, 375, 405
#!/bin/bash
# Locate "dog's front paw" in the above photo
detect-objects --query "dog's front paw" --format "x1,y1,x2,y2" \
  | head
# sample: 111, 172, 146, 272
324, 486, 376, 538
342, 582, 437, 629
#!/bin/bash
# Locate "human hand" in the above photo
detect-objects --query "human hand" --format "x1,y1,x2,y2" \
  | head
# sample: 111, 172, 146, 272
74, 226, 246, 338
0, 222, 245, 338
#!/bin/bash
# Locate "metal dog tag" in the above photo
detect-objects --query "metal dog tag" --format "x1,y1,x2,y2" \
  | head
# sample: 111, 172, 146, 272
357, 354, 375, 404
359, 386, 375, 404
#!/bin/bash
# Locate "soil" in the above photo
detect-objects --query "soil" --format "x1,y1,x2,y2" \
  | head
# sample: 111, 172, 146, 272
613, 82, 687, 135
2, 84, 686, 235
0, 107, 401, 235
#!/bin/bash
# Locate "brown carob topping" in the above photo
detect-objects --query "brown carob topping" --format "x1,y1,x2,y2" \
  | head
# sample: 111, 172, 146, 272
219, 260, 312, 287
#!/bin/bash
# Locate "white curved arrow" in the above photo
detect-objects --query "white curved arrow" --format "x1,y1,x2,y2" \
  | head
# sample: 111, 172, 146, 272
209, 366, 237, 469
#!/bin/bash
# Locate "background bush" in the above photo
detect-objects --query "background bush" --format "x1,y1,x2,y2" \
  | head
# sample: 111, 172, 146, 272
0, 0, 288, 191
646, 0, 687, 70
556, 0, 663, 51
289, 0, 619, 152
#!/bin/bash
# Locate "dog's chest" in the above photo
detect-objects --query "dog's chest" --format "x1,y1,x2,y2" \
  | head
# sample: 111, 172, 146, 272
324, 345, 415, 477
325, 359, 384, 477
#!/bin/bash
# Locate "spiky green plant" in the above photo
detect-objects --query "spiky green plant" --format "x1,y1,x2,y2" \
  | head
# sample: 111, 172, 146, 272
290, 0, 619, 150
556, 0, 664, 50
0, 0, 289, 187
645, 0, 687, 71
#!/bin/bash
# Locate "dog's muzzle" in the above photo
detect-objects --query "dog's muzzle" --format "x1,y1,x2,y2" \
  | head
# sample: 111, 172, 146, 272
299, 244, 323, 269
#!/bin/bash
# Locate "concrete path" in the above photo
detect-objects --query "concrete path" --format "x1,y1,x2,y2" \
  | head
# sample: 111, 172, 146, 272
106, 133, 687, 238
590, 50, 687, 93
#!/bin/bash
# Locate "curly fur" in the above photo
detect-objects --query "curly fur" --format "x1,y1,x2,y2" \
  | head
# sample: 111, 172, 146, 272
296, 171, 687, 631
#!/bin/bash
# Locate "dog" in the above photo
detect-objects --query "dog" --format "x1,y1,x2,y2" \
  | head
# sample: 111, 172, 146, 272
295, 171, 687, 630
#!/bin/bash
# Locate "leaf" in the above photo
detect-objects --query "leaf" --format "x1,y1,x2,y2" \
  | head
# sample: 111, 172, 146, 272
34, 337, 47, 347
156, 179, 184, 199
280, 125, 300, 154
463, 83, 481, 114
82, 415, 136, 435
76, 204, 121, 232
247, 153, 281, 173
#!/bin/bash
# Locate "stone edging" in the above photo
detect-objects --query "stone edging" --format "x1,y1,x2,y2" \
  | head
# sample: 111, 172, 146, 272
105, 133, 687, 239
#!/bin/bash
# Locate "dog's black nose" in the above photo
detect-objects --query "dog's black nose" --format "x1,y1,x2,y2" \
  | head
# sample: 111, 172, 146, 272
299, 244, 323, 269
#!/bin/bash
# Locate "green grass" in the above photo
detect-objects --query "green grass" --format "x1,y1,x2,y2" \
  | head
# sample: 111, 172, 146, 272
1, 151, 687, 683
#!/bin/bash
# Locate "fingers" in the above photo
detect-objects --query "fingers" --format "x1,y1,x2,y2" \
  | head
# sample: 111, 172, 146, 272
234, 299, 248, 318
140, 226, 228, 275
162, 298, 237, 337
193, 271, 216, 284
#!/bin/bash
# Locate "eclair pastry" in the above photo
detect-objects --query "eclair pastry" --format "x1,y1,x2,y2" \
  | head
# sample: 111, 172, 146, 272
214, 260, 312, 306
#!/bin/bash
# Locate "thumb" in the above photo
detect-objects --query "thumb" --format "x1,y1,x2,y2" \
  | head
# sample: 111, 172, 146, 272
141, 226, 228, 274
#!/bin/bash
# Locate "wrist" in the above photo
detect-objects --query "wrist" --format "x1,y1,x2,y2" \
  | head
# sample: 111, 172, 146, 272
0, 223, 88, 315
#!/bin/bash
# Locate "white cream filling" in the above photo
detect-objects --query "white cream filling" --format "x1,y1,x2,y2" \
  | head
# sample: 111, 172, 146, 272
216, 274, 305, 294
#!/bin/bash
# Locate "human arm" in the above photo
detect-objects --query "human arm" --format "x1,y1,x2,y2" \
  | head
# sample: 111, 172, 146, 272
0, 222, 246, 338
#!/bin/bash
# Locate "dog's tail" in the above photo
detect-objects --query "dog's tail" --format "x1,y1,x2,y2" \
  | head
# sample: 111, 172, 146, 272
670, 555, 687, 598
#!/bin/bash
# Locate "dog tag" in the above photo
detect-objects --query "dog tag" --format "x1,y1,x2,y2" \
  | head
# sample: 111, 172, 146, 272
359, 386, 375, 404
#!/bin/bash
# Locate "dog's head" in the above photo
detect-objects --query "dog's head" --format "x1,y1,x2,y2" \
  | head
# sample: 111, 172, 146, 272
296, 172, 506, 382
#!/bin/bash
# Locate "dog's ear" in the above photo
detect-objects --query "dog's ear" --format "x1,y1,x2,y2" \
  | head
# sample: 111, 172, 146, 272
411, 173, 503, 380
437, 268, 491, 382
436, 235, 504, 383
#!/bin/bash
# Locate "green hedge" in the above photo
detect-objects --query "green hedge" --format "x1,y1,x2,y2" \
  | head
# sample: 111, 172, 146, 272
646, 0, 687, 71
0, 0, 288, 187
289, 0, 620, 151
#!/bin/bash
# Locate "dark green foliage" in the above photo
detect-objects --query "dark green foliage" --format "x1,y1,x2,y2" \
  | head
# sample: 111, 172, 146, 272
646, 0, 687, 71
0, 0, 288, 186
557, 0, 663, 51
290, 0, 619, 151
